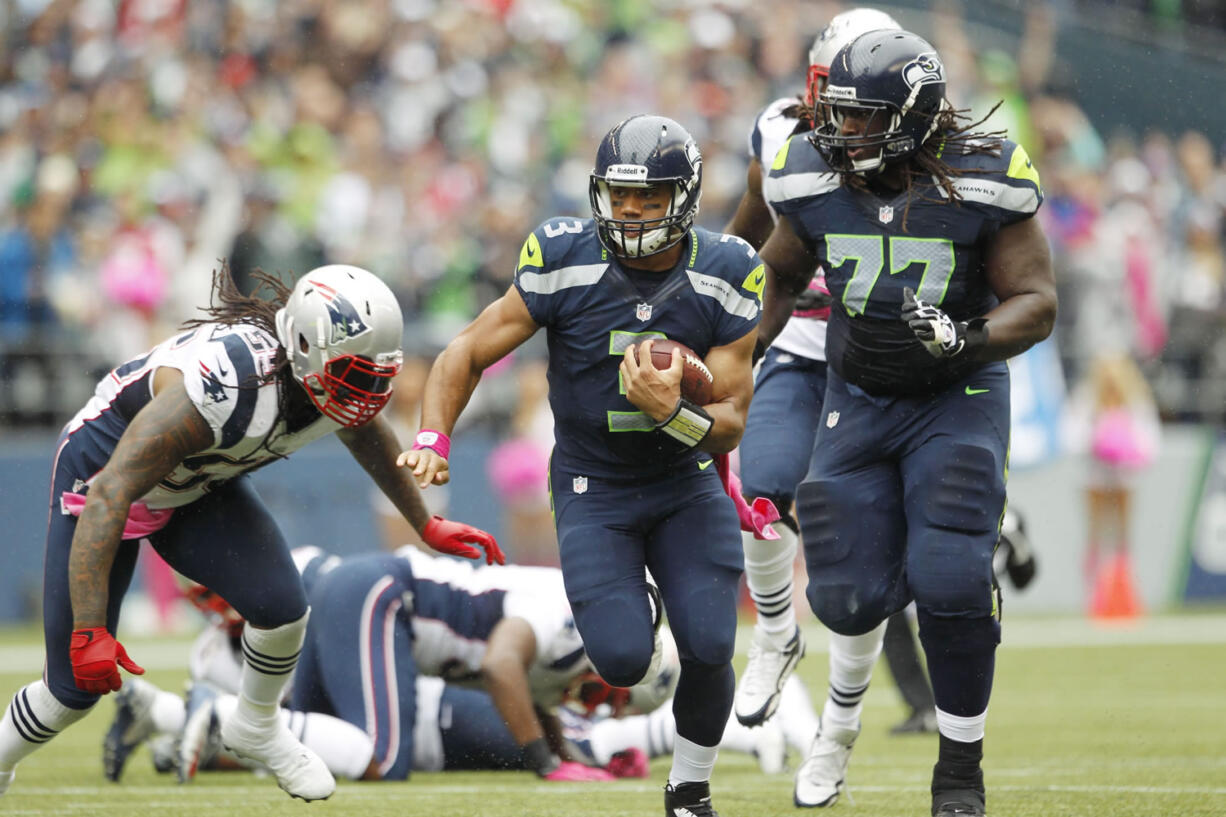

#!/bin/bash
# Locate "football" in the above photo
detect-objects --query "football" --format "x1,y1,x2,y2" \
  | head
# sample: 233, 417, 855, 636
636, 338, 714, 405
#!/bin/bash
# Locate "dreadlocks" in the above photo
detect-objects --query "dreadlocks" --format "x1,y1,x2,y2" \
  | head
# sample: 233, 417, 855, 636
182, 264, 294, 384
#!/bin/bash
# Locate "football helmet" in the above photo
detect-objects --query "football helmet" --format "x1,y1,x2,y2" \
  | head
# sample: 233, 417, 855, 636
568, 626, 681, 716
274, 265, 404, 427
589, 114, 702, 258
812, 29, 946, 175
806, 7, 901, 106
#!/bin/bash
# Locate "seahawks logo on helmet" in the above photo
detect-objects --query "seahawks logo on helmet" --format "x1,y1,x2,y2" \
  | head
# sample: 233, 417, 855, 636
902, 52, 944, 91
310, 279, 371, 344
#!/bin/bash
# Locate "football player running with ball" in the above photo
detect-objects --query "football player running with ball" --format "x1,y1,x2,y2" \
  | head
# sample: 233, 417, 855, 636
0, 265, 500, 802
399, 115, 764, 817
722, 8, 904, 809
757, 31, 1056, 817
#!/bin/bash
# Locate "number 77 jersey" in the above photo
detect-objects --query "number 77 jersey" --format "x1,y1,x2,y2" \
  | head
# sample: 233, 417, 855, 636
764, 133, 1043, 397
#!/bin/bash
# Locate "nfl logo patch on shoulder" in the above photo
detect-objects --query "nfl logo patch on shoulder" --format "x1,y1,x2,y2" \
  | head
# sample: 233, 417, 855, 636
573, 476, 588, 494
878, 205, 893, 224
635, 302, 652, 322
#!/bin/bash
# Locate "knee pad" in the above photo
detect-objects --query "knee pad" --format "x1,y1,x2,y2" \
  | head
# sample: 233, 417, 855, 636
922, 442, 1003, 534
574, 598, 655, 688
797, 479, 906, 636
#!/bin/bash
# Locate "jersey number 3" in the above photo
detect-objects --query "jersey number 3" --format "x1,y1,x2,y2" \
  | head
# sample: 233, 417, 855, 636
826, 234, 955, 316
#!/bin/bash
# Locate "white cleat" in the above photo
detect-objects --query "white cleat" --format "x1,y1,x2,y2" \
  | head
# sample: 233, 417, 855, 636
735, 626, 805, 726
794, 720, 859, 808
220, 715, 335, 801
753, 717, 788, 775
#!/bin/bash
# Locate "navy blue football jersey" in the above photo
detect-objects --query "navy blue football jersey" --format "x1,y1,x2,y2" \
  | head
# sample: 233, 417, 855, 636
513, 219, 763, 478
765, 134, 1043, 396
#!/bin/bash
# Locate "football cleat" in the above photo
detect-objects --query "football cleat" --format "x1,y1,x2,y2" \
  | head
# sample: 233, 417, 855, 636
149, 734, 177, 773
999, 510, 1037, 590
220, 712, 335, 801
794, 720, 859, 808
735, 626, 805, 726
932, 788, 986, 817
103, 677, 158, 782
890, 708, 938, 735
664, 780, 720, 817
176, 683, 222, 783
752, 717, 788, 775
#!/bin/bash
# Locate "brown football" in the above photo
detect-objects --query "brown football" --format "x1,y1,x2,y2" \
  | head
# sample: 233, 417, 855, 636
635, 338, 714, 405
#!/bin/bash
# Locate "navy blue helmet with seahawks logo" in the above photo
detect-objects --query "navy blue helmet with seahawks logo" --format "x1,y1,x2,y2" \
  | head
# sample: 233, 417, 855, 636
812, 29, 947, 175
589, 114, 702, 258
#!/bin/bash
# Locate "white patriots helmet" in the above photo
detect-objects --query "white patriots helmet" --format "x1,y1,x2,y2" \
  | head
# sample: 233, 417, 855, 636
805, 7, 901, 105
274, 265, 404, 428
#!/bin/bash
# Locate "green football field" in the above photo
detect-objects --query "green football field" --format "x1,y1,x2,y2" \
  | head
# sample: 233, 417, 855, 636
1, 612, 1224, 817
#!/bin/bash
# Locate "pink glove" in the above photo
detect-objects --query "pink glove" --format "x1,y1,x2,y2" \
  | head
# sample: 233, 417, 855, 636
793, 274, 832, 319
422, 515, 506, 565
605, 748, 649, 779
70, 627, 145, 694
714, 454, 780, 540
544, 761, 617, 782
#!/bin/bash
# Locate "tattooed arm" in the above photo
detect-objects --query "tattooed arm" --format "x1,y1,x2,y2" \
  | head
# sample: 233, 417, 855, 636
69, 367, 213, 629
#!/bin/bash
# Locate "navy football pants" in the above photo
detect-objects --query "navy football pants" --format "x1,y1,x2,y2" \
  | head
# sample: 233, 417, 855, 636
550, 460, 743, 747
739, 347, 828, 509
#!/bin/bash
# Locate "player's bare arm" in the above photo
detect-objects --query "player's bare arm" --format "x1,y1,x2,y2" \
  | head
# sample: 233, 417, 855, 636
397, 285, 540, 488
758, 215, 819, 347
977, 216, 1058, 360
69, 368, 212, 628
337, 414, 432, 533
723, 159, 775, 251
480, 617, 545, 746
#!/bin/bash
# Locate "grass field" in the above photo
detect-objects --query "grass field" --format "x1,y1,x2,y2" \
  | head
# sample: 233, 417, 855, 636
1, 613, 1224, 817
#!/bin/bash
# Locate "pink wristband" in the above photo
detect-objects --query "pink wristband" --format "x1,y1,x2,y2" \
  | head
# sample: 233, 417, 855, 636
412, 429, 451, 460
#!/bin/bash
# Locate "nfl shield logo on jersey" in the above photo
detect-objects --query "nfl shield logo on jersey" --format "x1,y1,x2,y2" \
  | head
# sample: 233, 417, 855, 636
573, 476, 588, 494
878, 205, 894, 224
826, 410, 840, 428
635, 303, 652, 322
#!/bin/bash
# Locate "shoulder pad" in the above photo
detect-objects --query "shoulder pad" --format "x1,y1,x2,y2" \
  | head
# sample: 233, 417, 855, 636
750, 98, 803, 164
943, 139, 1042, 216
516, 217, 596, 275
763, 134, 840, 212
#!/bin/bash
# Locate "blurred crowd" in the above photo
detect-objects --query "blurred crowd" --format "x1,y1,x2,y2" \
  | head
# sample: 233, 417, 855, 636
1, 0, 1225, 432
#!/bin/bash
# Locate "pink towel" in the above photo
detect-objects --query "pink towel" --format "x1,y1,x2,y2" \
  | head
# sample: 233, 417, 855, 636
60, 492, 175, 539
714, 454, 780, 540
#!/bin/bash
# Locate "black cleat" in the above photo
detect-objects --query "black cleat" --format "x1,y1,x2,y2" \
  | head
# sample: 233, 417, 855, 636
665, 781, 720, 817
103, 678, 156, 782
932, 787, 986, 816
999, 509, 1037, 590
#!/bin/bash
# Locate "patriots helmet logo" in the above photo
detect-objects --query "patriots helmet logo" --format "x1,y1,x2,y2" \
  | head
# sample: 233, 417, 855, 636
310, 279, 371, 344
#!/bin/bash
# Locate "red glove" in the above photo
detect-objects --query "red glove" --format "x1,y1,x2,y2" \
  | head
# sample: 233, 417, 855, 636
422, 515, 506, 565
69, 627, 145, 694
543, 761, 616, 782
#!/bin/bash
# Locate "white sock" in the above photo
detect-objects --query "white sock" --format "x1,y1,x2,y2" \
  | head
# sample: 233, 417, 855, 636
935, 708, 987, 743
234, 610, 309, 728
287, 709, 374, 780
668, 733, 718, 786
152, 688, 187, 734
821, 623, 886, 731
0, 681, 92, 773
742, 525, 799, 642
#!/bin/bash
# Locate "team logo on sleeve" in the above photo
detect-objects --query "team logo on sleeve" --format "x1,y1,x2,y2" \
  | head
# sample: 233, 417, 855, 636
636, 303, 653, 322
310, 279, 371, 344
